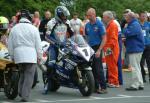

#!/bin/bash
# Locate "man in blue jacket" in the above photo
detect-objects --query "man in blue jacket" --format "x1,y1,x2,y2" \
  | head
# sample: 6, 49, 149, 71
139, 11, 150, 83
123, 11, 145, 91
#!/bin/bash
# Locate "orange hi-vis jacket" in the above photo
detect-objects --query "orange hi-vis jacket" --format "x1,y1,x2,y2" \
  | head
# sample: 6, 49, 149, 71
104, 20, 119, 85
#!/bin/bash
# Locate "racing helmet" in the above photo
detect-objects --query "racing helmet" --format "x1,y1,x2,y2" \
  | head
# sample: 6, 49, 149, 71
0, 16, 9, 34
55, 6, 70, 22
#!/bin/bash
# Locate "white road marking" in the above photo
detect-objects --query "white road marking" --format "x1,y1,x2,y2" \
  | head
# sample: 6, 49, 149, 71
2, 95, 150, 103
118, 94, 133, 97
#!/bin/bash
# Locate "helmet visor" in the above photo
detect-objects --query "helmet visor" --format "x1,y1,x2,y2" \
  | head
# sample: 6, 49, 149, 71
0, 23, 9, 30
0, 23, 8, 35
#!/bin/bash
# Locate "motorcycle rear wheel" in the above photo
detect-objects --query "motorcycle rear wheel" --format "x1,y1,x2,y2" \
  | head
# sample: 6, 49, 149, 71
42, 69, 60, 92
79, 71, 95, 96
49, 78, 60, 92
4, 71, 19, 99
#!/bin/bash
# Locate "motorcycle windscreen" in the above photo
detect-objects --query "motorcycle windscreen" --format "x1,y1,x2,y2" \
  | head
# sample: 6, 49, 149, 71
71, 35, 94, 61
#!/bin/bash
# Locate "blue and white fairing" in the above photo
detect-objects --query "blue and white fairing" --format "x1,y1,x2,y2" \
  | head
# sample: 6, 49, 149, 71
70, 34, 94, 62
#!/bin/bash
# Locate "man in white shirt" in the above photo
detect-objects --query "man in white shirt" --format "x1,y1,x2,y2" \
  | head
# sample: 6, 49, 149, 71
70, 13, 83, 34
8, 9, 42, 102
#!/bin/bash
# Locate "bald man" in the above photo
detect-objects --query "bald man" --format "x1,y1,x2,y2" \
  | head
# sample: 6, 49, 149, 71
85, 8, 107, 94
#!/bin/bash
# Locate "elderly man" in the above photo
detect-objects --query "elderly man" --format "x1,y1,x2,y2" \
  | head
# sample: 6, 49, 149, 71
103, 11, 119, 88
123, 12, 145, 91
8, 9, 42, 102
85, 8, 107, 94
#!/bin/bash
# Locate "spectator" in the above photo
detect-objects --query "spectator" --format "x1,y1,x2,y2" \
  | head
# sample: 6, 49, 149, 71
32, 11, 41, 28
123, 11, 145, 91
85, 8, 107, 94
103, 11, 120, 88
8, 9, 42, 102
139, 11, 150, 83
112, 11, 123, 85
39, 10, 51, 41
121, 9, 132, 71
9, 16, 17, 29
70, 12, 83, 35
82, 14, 89, 35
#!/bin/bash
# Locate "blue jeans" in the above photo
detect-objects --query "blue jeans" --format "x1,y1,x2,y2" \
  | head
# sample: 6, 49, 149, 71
48, 44, 58, 67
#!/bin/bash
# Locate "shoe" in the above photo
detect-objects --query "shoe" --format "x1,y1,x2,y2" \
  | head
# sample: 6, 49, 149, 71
20, 99, 28, 102
19, 93, 22, 97
96, 89, 108, 94
42, 90, 48, 94
36, 80, 40, 83
107, 84, 120, 88
126, 87, 138, 91
143, 79, 146, 83
138, 87, 144, 90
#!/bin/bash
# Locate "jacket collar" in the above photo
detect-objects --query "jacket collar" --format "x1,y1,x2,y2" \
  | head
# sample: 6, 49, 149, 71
19, 18, 31, 24
129, 18, 137, 24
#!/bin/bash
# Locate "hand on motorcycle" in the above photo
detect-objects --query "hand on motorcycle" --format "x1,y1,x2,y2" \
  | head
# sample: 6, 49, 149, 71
54, 42, 65, 48
37, 58, 42, 64
95, 49, 101, 58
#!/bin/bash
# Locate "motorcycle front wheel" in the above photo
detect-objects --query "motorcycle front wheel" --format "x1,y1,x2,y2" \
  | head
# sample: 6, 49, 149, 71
4, 71, 19, 100
79, 71, 95, 96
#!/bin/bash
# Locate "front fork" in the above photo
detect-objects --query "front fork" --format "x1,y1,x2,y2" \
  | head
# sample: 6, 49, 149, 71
76, 66, 92, 84
76, 67, 82, 83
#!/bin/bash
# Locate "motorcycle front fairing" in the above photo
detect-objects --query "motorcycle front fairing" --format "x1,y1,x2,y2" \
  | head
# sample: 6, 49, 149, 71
54, 59, 79, 88
69, 35, 95, 69
0, 42, 13, 70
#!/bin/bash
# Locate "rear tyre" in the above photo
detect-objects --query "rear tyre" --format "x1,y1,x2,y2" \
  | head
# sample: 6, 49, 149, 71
49, 78, 60, 92
4, 71, 19, 100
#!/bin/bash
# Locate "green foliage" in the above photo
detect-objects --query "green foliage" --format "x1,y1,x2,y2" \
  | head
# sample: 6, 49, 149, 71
0, 0, 149, 20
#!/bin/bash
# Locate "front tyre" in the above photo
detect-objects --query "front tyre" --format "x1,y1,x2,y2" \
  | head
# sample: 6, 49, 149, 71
79, 71, 94, 96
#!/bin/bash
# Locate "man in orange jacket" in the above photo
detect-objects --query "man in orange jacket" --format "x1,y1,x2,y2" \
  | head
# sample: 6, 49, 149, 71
103, 11, 119, 87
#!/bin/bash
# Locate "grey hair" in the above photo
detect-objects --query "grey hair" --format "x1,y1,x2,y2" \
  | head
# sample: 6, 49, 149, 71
103, 11, 114, 19
127, 11, 135, 18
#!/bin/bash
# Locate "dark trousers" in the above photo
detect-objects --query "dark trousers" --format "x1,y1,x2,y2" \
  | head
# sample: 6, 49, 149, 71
118, 36, 123, 85
140, 45, 150, 81
92, 45, 106, 90
40, 34, 46, 41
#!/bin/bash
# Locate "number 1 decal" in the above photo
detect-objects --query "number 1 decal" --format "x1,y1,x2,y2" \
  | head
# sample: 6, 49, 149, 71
82, 49, 89, 56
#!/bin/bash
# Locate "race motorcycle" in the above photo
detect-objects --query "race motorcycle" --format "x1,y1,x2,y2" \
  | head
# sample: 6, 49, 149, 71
41, 34, 95, 96
0, 42, 19, 99
0, 42, 39, 99
37, 41, 50, 85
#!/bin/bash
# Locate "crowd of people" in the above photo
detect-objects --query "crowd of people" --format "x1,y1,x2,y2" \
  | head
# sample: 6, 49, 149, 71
0, 6, 149, 102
